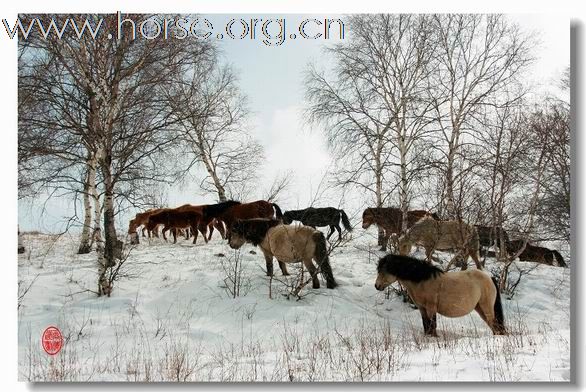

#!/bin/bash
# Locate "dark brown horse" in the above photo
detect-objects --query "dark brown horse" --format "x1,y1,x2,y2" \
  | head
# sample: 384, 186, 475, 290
475, 225, 509, 255
202, 200, 283, 236
145, 209, 201, 244
362, 208, 440, 251
506, 240, 567, 267
175, 204, 226, 242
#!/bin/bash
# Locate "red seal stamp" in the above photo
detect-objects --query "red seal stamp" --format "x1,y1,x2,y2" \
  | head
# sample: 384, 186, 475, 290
41, 326, 63, 355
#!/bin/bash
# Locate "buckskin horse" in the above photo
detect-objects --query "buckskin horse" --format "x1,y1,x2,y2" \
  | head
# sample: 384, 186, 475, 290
202, 200, 283, 236
362, 208, 440, 251
228, 218, 337, 290
375, 254, 505, 336
282, 207, 352, 241
398, 215, 483, 270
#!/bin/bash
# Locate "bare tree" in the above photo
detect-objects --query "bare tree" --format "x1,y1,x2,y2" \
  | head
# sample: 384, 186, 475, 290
306, 15, 436, 244
428, 14, 534, 219
19, 14, 214, 295
168, 62, 263, 202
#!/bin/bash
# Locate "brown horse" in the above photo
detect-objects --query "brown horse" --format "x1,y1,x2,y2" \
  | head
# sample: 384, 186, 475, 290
375, 254, 506, 336
145, 209, 201, 244
228, 218, 337, 289
362, 208, 440, 251
506, 240, 567, 267
475, 225, 510, 256
175, 204, 226, 242
128, 208, 166, 244
398, 216, 482, 270
202, 200, 283, 236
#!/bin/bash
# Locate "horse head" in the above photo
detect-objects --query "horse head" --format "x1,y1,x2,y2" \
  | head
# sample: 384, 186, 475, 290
362, 209, 374, 229
228, 220, 246, 249
397, 234, 412, 255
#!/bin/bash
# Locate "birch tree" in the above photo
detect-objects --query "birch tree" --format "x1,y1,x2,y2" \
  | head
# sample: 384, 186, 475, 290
20, 14, 213, 295
428, 14, 534, 219
168, 63, 263, 202
306, 14, 437, 244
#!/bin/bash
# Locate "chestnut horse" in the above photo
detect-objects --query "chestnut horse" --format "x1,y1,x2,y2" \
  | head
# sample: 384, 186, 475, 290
145, 209, 201, 244
128, 208, 166, 243
362, 208, 440, 251
202, 200, 283, 236
375, 254, 505, 336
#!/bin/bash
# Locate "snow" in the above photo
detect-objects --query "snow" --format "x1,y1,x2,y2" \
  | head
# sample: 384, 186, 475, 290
17, 230, 571, 382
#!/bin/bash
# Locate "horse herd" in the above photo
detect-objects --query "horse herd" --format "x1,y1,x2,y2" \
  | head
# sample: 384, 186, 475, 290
127, 200, 567, 337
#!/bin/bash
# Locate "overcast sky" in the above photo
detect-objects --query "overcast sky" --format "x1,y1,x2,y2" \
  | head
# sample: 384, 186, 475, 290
18, 14, 570, 232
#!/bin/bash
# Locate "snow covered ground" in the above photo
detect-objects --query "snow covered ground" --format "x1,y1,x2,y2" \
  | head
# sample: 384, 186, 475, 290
17, 229, 571, 382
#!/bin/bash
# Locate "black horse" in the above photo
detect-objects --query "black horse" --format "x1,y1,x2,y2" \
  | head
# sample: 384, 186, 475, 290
282, 207, 352, 241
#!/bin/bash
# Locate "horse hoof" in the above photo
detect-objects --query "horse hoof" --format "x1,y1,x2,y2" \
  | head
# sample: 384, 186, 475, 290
282, 272, 290, 276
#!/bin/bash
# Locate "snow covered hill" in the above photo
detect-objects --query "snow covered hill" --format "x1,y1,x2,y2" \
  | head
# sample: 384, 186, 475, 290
17, 230, 570, 381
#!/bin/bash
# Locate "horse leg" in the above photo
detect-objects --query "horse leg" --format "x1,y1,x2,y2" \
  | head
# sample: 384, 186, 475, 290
192, 225, 199, 244
198, 223, 208, 244
278, 260, 290, 276
419, 307, 438, 337
218, 221, 226, 239
425, 247, 434, 263
172, 228, 177, 244
264, 253, 274, 277
335, 224, 342, 241
162, 226, 169, 242
380, 231, 389, 252
470, 249, 483, 270
207, 222, 214, 241
141, 227, 147, 238
326, 226, 335, 240
303, 259, 320, 289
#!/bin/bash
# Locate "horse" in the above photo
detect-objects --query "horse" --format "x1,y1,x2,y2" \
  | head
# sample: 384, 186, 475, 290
362, 208, 440, 251
398, 216, 482, 270
228, 219, 337, 289
145, 209, 201, 244
374, 254, 506, 336
282, 207, 352, 241
202, 200, 283, 236
128, 208, 166, 244
475, 225, 510, 256
506, 240, 567, 267
175, 204, 226, 242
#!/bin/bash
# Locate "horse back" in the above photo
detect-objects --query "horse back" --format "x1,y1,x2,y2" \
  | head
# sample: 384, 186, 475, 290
265, 224, 318, 260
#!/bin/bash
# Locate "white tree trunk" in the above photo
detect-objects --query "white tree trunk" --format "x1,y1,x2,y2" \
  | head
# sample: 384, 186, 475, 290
77, 167, 93, 254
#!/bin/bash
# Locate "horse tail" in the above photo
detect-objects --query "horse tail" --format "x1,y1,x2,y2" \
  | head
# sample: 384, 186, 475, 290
491, 277, 506, 334
272, 203, 283, 219
339, 209, 353, 232
552, 250, 567, 267
312, 231, 337, 289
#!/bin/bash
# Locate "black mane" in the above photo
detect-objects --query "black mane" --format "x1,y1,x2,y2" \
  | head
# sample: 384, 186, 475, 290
202, 200, 241, 218
377, 254, 443, 283
231, 218, 281, 246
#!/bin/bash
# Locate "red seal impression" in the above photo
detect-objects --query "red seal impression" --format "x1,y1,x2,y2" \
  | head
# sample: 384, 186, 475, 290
41, 326, 63, 355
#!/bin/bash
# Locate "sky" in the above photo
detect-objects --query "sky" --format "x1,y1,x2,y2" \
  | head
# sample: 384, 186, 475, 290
17, 14, 570, 232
